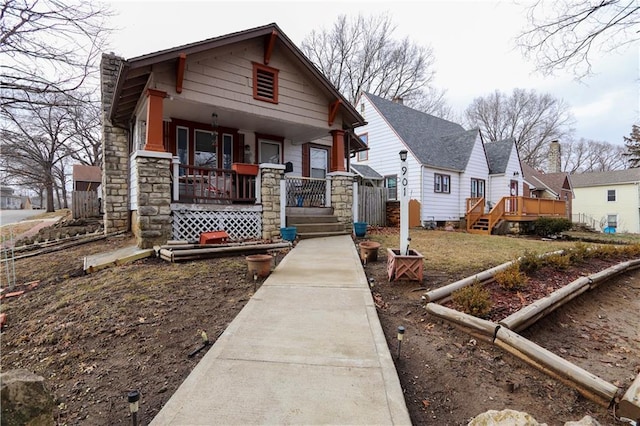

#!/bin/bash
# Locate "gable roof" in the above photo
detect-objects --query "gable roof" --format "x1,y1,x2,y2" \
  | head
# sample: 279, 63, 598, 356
109, 23, 364, 129
350, 164, 383, 180
484, 138, 515, 174
522, 163, 572, 196
570, 168, 640, 188
365, 93, 478, 171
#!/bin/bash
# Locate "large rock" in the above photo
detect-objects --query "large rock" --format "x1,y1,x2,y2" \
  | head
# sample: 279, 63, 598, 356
1, 369, 55, 426
564, 416, 601, 426
468, 409, 546, 426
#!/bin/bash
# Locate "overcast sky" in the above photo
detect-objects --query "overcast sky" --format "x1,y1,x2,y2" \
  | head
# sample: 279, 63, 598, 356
106, 0, 639, 146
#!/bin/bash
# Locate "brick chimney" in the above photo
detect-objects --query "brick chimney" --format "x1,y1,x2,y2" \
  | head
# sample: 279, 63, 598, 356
548, 140, 561, 173
392, 97, 404, 105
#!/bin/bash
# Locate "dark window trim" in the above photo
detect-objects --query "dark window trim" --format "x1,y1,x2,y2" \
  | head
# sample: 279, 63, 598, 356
607, 189, 616, 202
169, 118, 238, 168
356, 133, 368, 161
471, 177, 486, 198
434, 173, 451, 194
256, 133, 284, 164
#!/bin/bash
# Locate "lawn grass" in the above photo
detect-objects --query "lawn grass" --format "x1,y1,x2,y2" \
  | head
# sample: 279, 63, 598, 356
367, 229, 579, 275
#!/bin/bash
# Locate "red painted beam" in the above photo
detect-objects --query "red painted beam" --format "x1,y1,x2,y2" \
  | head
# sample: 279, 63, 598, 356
176, 53, 187, 94
264, 30, 278, 65
328, 99, 342, 126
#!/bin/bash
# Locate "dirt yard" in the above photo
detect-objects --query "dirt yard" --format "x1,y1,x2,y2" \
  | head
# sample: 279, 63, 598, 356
1, 222, 639, 425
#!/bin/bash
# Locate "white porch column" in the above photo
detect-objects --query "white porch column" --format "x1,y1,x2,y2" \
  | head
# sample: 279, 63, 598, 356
325, 176, 332, 207
280, 178, 286, 229
171, 156, 180, 202
352, 181, 359, 222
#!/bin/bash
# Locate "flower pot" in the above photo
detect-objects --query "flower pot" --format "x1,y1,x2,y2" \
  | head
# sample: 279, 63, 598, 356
353, 221, 367, 237
280, 226, 297, 242
359, 240, 381, 263
246, 254, 272, 277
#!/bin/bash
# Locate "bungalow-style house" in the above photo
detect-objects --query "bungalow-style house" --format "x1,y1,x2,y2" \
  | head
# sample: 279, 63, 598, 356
521, 163, 573, 218
353, 93, 529, 233
101, 23, 367, 248
571, 168, 640, 233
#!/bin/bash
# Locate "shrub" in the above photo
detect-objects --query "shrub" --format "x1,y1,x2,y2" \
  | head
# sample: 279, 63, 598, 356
518, 250, 542, 273
567, 242, 592, 263
532, 217, 572, 237
452, 282, 492, 318
544, 253, 572, 270
494, 263, 528, 291
591, 244, 620, 259
619, 243, 640, 257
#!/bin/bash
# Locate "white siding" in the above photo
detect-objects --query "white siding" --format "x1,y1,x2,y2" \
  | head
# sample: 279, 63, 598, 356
421, 168, 461, 221
573, 183, 640, 233
283, 141, 303, 176
488, 143, 522, 205
354, 96, 421, 206
459, 134, 490, 216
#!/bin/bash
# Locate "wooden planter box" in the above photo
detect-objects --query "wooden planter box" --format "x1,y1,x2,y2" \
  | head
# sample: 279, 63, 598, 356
232, 163, 259, 176
387, 248, 424, 282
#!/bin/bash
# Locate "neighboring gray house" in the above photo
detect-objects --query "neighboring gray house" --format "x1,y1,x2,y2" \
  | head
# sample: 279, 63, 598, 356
1, 187, 23, 210
353, 92, 522, 225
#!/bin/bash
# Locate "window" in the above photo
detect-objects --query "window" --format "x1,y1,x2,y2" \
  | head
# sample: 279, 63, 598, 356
222, 133, 233, 170
310, 147, 328, 178
385, 175, 397, 200
259, 139, 282, 163
194, 130, 216, 167
607, 214, 618, 228
357, 134, 368, 161
607, 189, 616, 201
253, 63, 279, 103
177, 126, 189, 175
471, 178, 485, 198
434, 173, 450, 193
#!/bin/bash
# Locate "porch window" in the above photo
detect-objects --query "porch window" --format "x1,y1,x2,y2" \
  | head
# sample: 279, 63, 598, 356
222, 133, 233, 170
253, 63, 279, 103
385, 175, 397, 200
357, 133, 368, 161
177, 126, 189, 175
194, 129, 216, 168
434, 173, 450, 194
471, 178, 485, 198
310, 147, 328, 178
259, 139, 282, 164
607, 189, 616, 201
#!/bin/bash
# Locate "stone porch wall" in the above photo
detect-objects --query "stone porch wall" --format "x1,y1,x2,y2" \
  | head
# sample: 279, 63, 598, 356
329, 172, 355, 233
260, 164, 285, 240
100, 53, 130, 234
134, 152, 173, 248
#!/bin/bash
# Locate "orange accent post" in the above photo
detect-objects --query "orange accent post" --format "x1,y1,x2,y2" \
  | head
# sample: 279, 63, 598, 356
328, 99, 342, 126
264, 30, 278, 65
330, 129, 345, 172
144, 88, 167, 152
176, 53, 187, 94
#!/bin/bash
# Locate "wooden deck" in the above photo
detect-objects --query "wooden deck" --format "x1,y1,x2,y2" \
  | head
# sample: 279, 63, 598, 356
466, 196, 567, 235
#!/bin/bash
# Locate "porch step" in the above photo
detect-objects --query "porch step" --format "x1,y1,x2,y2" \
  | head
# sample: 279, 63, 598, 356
291, 222, 346, 234
286, 215, 339, 225
286, 206, 334, 216
298, 230, 349, 240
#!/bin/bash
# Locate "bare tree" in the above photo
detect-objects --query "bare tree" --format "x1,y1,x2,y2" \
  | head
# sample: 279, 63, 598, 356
464, 88, 574, 168
0, 0, 112, 109
517, 0, 640, 77
561, 138, 627, 172
301, 13, 444, 109
68, 91, 102, 166
403, 87, 455, 120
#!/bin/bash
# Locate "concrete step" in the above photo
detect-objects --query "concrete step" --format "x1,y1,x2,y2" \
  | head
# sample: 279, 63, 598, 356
286, 206, 334, 216
293, 223, 346, 234
287, 215, 339, 225
298, 230, 350, 240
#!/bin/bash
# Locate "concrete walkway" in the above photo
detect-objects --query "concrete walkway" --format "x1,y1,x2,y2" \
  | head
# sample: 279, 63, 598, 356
151, 235, 411, 425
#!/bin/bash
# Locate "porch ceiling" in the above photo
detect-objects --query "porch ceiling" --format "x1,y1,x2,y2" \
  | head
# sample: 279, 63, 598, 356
164, 98, 330, 143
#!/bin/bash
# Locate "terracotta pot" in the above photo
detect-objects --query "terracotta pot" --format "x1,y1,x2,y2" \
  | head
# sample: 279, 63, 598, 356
359, 240, 381, 262
246, 254, 272, 277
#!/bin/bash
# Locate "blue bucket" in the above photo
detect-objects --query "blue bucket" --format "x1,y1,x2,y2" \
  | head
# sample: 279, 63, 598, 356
353, 222, 367, 237
281, 226, 297, 241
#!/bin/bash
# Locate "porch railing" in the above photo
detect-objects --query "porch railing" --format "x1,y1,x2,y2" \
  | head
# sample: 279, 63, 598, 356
173, 164, 256, 204
466, 196, 567, 233
285, 176, 327, 207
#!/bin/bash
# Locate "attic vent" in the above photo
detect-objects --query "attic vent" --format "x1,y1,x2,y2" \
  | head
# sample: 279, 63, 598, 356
253, 63, 279, 103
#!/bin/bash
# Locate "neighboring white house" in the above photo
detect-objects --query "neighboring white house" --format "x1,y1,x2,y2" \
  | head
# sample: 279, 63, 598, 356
571, 168, 640, 233
0, 187, 23, 210
353, 92, 522, 224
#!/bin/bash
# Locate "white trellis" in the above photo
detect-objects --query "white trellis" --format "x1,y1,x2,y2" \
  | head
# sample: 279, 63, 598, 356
171, 204, 262, 241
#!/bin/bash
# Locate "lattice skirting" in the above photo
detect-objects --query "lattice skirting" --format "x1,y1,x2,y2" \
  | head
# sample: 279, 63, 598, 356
171, 204, 262, 241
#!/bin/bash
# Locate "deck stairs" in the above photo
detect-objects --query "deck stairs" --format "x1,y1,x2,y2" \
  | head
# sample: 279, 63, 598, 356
469, 215, 490, 234
285, 207, 348, 239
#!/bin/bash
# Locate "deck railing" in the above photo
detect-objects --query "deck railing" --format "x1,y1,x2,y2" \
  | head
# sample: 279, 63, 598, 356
173, 164, 255, 204
466, 197, 484, 230
285, 176, 327, 207
466, 196, 567, 233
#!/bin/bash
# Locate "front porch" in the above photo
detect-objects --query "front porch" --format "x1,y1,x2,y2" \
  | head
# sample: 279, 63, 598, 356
466, 196, 567, 235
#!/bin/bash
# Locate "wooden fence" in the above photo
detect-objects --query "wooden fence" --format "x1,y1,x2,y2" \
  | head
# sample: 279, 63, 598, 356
72, 191, 100, 219
358, 186, 387, 226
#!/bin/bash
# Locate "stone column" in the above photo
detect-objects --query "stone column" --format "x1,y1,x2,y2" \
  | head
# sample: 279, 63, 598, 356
328, 171, 355, 233
134, 151, 173, 248
100, 53, 130, 234
260, 164, 286, 240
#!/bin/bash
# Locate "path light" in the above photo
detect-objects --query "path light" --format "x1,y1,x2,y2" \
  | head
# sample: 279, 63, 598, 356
253, 270, 258, 292
397, 326, 405, 360
128, 390, 140, 426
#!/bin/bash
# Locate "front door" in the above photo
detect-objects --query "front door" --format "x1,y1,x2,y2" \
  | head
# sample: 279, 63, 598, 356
508, 180, 519, 213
